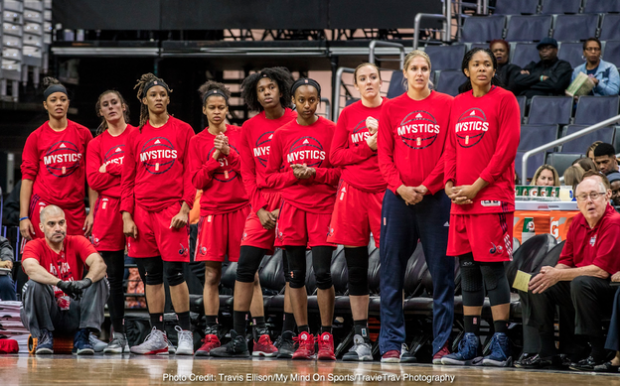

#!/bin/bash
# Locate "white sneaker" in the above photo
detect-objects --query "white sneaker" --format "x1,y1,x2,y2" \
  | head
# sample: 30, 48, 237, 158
166, 333, 177, 355
343, 334, 373, 361
104, 332, 129, 354
130, 327, 169, 355
89, 333, 108, 352
175, 326, 194, 355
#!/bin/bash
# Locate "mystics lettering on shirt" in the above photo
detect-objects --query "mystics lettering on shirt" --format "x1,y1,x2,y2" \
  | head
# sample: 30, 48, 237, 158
103, 144, 126, 168
396, 111, 441, 149
139, 137, 178, 174
455, 108, 489, 148
253, 131, 274, 167
44, 140, 83, 177
350, 119, 370, 144
286, 136, 326, 167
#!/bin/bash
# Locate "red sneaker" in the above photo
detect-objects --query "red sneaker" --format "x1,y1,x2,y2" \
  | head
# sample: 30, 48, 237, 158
432, 342, 451, 364
252, 334, 278, 357
292, 331, 315, 360
381, 350, 401, 363
317, 332, 336, 361
195, 334, 220, 356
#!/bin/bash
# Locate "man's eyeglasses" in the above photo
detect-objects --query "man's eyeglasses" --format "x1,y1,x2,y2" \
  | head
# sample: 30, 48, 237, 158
576, 191, 607, 201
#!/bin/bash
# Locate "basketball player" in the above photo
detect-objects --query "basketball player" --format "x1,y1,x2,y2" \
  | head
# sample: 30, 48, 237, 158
86, 90, 134, 353
377, 51, 455, 363
210, 68, 297, 358
441, 48, 520, 367
262, 78, 340, 361
328, 63, 386, 361
121, 73, 195, 356
20, 77, 94, 241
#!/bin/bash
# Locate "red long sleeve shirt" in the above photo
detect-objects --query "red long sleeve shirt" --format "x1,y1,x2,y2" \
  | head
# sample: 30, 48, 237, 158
120, 116, 195, 214
86, 125, 135, 198
21, 120, 93, 208
330, 99, 387, 193
444, 86, 521, 214
262, 116, 341, 214
239, 109, 297, 212
189, 125, 249, 215
378, 91, 453, 195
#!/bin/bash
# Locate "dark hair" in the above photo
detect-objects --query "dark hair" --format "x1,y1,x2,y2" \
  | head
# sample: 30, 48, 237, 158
42, 77, 68, 101
291, 78, 321, 99
198, 80, 231, 106
582, 170, 611, 189
593, 142, 616, 158
353, 62, 381, 84
583, 37, 601, 51
489, 39, 510, 55
241, 67, 294, 112
134, 73, 171, 130
460, 47, 503, 93
95, 90, 130, 136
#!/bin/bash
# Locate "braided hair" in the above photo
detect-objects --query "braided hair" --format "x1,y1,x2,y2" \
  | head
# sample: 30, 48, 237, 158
94, 90, 130, 136
134, 73, 171, 130
461, 47, 504, 93
240, 67, 294, 111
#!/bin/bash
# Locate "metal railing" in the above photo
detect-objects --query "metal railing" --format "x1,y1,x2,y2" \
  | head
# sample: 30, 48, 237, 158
368, 40, 406, 69
522, 114, 620, 178
414, 13, 447, 50
332, 67, 355, 123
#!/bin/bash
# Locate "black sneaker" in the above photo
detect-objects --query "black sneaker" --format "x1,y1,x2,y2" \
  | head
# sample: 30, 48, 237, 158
513, 352, 536, 368
210, 330, 249, 357
592, 361, 620, 373
569, 356, 604, 371
518, 354, 568, 369
275, 331, 295, 359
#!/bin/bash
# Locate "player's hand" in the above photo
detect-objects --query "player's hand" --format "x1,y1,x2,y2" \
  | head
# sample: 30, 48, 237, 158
452, 185, 477, 205
257, 208, 277, 230
366, 132, 378, 150
19, 218, 36, 241
212, 149, 221, 160
83, 212, 94, 237
529, 266, 560, 294
292, 164, 314, 179
520, 70, 530, 75
0, 260, 12, 270
366, 117, 378, 135
99, 163, 107, 173
122, 216, 139, 239
413, 185, 429, 197
170, 210, 189, 229
57, 280, 83, 300
612, 271, 620, 282
214, 134, 230, 156
397, 185, 422, 206
270, 208, 280, 219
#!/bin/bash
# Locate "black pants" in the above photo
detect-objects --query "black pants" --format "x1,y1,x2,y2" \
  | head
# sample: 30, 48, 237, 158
525, 276, 615, 345
605, 287, 620, 352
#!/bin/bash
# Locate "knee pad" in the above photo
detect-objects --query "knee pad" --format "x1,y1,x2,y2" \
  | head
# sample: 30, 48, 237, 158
286, 247, 307, 289
236, 246, 265, 283
480, 262, 510, 306
459, 254, 483, 293
282, 251, 290, 283
347, 266, 368, 296
312, 246, 333, 290
314, 268, 333, 290
164, 262, 186, 287
141, 257, 164, 286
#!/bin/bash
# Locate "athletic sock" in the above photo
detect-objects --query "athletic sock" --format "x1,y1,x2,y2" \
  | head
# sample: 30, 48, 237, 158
252, 316, 268, 337
320, 325, 332, 335
464, 315, 480, 335
493, 320, 509, 334
282, 312, 296, 333
354, 319, 370, 343
150, 313, 164, 331
177, 311, 191, 331
298, 325, 310, 334
233, 311, 248, 336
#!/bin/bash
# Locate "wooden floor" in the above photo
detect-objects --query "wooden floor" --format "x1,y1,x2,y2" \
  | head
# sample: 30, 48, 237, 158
0, 354, 617, 385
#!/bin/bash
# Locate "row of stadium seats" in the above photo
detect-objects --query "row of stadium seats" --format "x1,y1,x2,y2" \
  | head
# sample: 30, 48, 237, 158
462, 13, 619, 43
494, 0, 620, 15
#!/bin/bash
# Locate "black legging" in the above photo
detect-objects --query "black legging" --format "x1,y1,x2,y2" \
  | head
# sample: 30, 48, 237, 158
101, 250, 125, 333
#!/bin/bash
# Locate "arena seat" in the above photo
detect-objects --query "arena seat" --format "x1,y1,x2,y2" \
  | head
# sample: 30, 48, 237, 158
603, 40, 620, 68
552, 14, 600, 42
519, 124, 559, 152
494, 0, 539, 15
558, 41, 587, 68
545, 152, 583, 175
511, 42, 540, 68
583, 0, 620, 13
600, 14, 620, 40
258, 250, 285, 294
461, 16, 506, 43
505, 234, 558, 290
345, 98, 359, 106
573, 95, 620, 125
540, 0, 582, 14
367, 245, 381, 295
435, 70, 467, 96
560, 125, 615, 152
386, 71, 406, 99
517, 95, 527, 121
527, 96, 572, 125
516, 151, 546, 180
403, 244, 428, 298
424, 44, 467, 71
505, 15, 553, 42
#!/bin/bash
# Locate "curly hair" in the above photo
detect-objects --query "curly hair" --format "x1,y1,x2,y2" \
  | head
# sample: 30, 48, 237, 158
240, 67, 294, 112
198, 80, 231, 105
42, 76, 61, 87
461, 47, 504, 93
133, 72, 171, 130
95, 90, 130, 136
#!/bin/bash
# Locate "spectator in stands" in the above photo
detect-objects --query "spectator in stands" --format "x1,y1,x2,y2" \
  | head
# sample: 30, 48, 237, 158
2, 180, 20, 226
458, 39, 521, 94
513, 38, 572, 98
573, 156, 597, 173
593, 143, 619, 175
586, 141, 602, 162
531, 165, 560, 186
519, 174, 620, 371
607, 172, 620, 206
563, 164, 585, 194
0, 235, 16, 301
572, 38, 620, 97
597, 274, 620, 373
20, 205, 108, 355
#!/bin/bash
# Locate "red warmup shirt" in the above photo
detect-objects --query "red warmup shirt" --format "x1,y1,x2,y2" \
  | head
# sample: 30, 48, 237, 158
21, 120, 93, 207
239, 109, 297, 212
86, 125, 136, 198
558, 205, 620, 275
262, 116, 341, 214
22, 235, 97, 282
378, 91, 453, 195
444, 86, 520, 214
331, 99, 387, 193
189, 125, 249, 215
120, 116, 195, 214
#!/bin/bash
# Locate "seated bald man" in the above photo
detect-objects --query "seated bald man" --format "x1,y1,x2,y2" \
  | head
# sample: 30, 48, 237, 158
21, 205, 108, 355
520, 174, 620, 371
